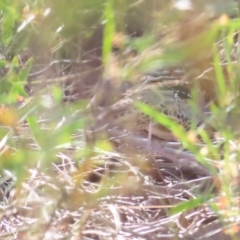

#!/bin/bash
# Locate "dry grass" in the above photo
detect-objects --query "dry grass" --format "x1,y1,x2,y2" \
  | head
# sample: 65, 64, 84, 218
1, 1, 240, 240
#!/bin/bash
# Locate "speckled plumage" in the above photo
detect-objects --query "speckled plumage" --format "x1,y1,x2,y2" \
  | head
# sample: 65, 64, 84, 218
107, 84, 196, 140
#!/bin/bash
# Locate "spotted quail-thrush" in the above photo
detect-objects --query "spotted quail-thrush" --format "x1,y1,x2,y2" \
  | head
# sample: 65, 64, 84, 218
103, 84, 203, 141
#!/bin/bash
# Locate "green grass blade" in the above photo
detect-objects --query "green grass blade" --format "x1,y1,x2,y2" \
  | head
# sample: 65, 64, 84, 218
102, 1, 115, 70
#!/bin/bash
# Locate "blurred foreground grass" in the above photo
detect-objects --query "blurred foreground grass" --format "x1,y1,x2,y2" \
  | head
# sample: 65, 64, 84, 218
0, 0, 240, 239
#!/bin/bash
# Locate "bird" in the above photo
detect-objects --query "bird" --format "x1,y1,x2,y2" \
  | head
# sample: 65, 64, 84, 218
102, 82, 203, 141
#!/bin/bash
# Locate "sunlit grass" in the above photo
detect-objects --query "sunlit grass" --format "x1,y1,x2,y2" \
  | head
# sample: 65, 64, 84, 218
1, 0, 240, 238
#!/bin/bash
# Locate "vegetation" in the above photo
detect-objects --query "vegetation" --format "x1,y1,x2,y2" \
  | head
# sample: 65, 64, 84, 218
1, 0, 240, 239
